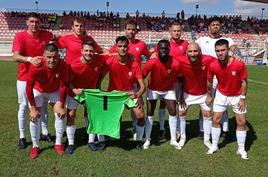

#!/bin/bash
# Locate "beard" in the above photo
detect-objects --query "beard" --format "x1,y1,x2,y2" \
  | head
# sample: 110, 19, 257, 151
159, 54, 169, 63
189, 56, 198, 62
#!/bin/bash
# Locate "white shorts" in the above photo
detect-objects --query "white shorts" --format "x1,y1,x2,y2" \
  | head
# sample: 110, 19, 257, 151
31, 89, 60, 108
179, 93, 211, 111
17, 80, 28, 105
213, 90, 247, 114
147, 89, 176, 100
66, 95, 79, 110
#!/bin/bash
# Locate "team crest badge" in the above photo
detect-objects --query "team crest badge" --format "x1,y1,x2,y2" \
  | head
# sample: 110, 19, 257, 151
167, 69, 172, 74
202, 66, 206, 70
55, 73, 59, 78
179, 46, 183, 50
94, 67, 98, 71
232, 71, 236, 76
136, 47, 140, 52
128, 72, 132, 76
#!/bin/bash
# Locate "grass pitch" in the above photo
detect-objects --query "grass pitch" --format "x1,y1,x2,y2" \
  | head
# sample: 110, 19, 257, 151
0, 61, 267, 177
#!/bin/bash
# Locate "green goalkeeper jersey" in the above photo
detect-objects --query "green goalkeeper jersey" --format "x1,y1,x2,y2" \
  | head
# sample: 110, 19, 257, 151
75, 89, 136, 139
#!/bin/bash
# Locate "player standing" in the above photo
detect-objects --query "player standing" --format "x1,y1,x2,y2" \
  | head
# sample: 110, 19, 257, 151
12, 12, 53, 149
206, 39, 248, 160
142, 39, 181, 149
105, 36, 146, 149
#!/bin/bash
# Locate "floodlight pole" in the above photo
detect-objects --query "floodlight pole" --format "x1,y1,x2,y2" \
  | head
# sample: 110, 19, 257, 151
261, 8, 265, 19
195, 4, 199, 17
106, 1, 110, 14
35, 1, 39, 13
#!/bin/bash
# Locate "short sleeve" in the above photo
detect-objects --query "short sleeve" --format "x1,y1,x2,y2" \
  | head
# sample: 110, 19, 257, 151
12, 33, 23, 52
142, 59, 154, 77
240, 63, 247, 80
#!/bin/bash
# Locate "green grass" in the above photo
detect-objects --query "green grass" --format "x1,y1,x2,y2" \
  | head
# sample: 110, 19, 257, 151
0, 61, 268, 177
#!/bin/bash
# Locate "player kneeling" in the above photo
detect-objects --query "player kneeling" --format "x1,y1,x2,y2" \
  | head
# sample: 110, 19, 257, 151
26, 44, 69, 159
206, 39, 249, 160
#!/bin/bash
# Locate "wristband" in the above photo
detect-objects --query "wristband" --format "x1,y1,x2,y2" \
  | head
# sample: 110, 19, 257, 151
240, 95, 246, 99
27, 57, 32, 62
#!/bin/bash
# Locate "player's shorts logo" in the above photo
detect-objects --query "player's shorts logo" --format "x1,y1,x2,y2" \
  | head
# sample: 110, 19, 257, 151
128, 72, 132, 76
232, 71, 236, 76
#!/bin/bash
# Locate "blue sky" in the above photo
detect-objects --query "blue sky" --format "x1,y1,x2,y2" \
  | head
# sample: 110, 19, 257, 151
0, 0, 267, 18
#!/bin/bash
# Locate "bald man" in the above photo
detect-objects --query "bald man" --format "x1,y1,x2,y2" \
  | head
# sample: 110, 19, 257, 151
177, 42, 216, 149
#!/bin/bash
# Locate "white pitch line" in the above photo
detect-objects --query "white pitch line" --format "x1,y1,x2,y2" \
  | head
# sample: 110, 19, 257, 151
248, 79, 268, 85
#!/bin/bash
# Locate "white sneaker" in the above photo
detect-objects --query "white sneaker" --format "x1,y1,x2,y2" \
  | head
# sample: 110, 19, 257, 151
204, 140, 212, 149
143, 140, 151, 150
206, 146, 218, 155
178, 136, 186, 147
237, 150, 249, 160
170, 141, 182, 150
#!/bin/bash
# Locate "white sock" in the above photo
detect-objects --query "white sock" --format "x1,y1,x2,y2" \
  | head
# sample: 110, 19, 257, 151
179, 116, 186, 137
54, 113, 64, 145
199, 116, 204, 132
211, 127, 221, 149
203, 117, 212, 142
136, 125, 144, 141
97, 135, 105, 142
145, 116, 153, 141
18, 104, 28, 139
222, 111, 229, 132
158, 109, 166, 130
169, 115, 177, 141
88, 134, 96, 143
236, 130, 247, 152
30, 119, 41, 148
40, 101, 49, 135
131, 110, 137, 133
66, 125, 76, 145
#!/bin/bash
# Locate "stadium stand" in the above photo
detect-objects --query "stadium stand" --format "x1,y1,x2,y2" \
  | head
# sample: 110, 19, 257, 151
0, 10, 267, 63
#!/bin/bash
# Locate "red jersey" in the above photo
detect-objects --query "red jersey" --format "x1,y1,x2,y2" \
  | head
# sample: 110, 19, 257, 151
169, 40, 189, 58
208, 58, 247, 96
12, 30, 53, 81
179, 55, 216, 95
105, 55, 143, 91
57, 34, 101, 64
26, 58, 69, 106
143, 56, 181, 91
109, 39, 150, 64
69, 55, 107, 96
